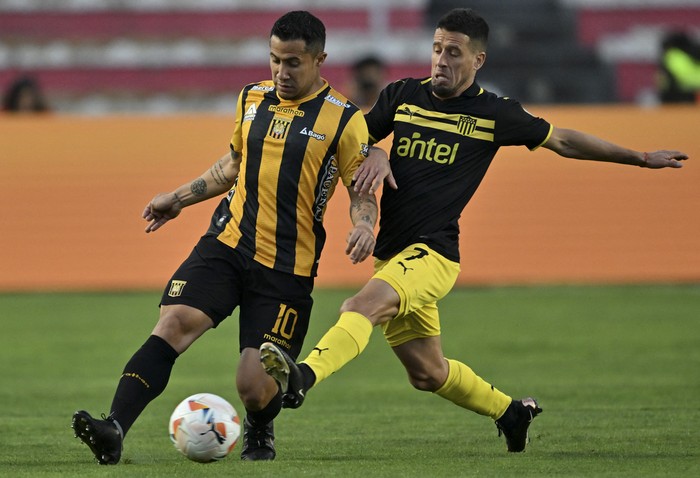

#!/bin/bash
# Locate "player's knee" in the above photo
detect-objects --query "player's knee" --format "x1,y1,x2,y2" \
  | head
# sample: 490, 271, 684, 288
339, 296, 392, 326
237, 377, 278, 411
406, 371, 442, 392
153, 306, 212, 352
237, 385, 268, 411
339, 296, 359, 314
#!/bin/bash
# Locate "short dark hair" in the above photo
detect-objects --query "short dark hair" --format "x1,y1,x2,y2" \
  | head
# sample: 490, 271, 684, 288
270, 11, 326, 55
436, 8, 489, 51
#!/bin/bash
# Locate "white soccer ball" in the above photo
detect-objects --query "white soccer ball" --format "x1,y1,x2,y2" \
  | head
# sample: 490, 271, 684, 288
168, 393, 241, 463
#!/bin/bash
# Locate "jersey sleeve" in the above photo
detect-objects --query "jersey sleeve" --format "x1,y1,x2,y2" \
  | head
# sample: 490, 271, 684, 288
230, 88, 246, 153
337, 109, 370, 187
365, 79, 412, 145
494, 98, 552, 150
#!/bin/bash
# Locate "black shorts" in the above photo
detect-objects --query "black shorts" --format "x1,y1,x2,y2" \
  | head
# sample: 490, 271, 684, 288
160, 235, 314, 360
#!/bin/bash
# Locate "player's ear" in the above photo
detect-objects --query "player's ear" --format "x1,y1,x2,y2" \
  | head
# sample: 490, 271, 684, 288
474, 51, 486, 71
315, 52, 327, 67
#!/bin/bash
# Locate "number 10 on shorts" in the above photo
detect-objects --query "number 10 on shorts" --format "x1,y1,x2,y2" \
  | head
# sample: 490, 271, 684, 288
272, 304, 298, 340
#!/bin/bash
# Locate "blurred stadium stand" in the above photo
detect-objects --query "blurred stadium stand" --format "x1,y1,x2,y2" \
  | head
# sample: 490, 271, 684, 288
1, 0, 698, 113
567, 0, 700, 104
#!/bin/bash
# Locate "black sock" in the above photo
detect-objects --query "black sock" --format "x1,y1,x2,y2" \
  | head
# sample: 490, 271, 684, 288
110, 335, 179, 436
299, 363, 316, 391
246, 389, 282, 428
495, 400, 517, 425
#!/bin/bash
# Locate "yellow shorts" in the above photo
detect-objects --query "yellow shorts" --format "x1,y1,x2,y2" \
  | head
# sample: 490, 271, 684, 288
373, 243, 460, 347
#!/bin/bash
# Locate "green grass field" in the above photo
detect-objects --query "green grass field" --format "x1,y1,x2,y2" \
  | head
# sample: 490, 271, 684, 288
1, 285, 698, 477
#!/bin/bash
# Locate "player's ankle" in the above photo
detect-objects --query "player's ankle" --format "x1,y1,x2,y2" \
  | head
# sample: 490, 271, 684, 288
299, 363, 316, 390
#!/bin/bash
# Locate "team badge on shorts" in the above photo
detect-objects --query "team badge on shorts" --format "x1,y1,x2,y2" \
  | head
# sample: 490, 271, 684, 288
168, 280, 187, 297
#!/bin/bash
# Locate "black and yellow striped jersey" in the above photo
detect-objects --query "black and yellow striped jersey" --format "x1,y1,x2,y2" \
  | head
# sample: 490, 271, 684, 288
366, 78, 552, 262
211, 79, 368, 277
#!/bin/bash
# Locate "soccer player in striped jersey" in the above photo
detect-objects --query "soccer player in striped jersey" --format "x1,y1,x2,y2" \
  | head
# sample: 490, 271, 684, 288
260, 8, 688, 454
71, 11, 394, 464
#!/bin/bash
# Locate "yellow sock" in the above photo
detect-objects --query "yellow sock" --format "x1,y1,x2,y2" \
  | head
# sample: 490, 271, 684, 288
301, 311, 373, 385
435, 359, 512, 420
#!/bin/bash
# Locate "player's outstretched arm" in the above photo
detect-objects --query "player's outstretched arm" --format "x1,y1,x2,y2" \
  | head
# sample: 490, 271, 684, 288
543, 127, 688, 169
143, 151, 241, 233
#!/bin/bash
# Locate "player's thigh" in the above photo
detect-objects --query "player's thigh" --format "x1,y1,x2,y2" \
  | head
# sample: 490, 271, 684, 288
160, 235, 245, 326
374, 244, 459, 347
239, 263, 314, 361
373, 243, 460, 318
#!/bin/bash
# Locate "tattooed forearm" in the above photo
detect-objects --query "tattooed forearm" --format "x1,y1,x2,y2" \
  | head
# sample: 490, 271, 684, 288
191, 178, 207, 196
173, 192, 185, 206
350, 195, 377, 228
210, 158, 232, 185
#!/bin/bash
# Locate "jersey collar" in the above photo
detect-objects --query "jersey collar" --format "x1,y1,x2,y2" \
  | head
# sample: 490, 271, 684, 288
462, 81, 482, 97
429, 80, 482, 100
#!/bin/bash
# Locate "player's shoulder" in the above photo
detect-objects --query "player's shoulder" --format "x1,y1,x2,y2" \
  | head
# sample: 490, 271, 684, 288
324, 86, 362, 114
240, 80, 275, 101
244, 80, 275, 92
391, 77, 429, 92
481, 87, 524, 107
474, 86, 530, 114
377, 77, 430, 104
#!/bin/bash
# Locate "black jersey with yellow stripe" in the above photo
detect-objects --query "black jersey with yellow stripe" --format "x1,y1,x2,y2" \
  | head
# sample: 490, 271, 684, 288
366, 78, 552, 262
209, 80, 368, 277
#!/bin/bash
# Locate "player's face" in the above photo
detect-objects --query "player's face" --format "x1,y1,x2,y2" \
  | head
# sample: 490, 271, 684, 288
431, 28, 485, 99
270, 35, 326, 100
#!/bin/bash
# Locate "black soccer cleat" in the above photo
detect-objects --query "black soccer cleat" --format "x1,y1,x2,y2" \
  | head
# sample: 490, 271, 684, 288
259, 342, 307, 409
72, 410, 123, 464
495, 397, 542, 452
240, 417, 275, 461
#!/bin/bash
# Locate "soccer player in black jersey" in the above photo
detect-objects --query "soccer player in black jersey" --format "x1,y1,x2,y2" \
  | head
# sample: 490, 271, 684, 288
71, 11, 393, 464
260, 8, 688, 453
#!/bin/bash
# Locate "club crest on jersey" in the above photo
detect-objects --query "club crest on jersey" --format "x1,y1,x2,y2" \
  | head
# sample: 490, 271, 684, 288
457, 115, 477, 136
243, 104, 257, 122
168, 280, 187, 297
268, 117, 292, 139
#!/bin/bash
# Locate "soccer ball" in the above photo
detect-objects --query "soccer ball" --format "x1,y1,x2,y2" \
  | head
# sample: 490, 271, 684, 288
169, 393, 241, 463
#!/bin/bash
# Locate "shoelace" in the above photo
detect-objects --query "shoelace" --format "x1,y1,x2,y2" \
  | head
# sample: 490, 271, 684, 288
99, 413, 124, 441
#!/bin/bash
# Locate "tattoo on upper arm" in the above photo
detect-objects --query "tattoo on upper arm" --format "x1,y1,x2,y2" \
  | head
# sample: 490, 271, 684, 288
191, 178, 207, 196
211, 158, 232, 185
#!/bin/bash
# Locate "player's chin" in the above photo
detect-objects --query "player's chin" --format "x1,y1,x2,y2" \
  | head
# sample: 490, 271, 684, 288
431, 80, 455, 98
276, 85, 297, 99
